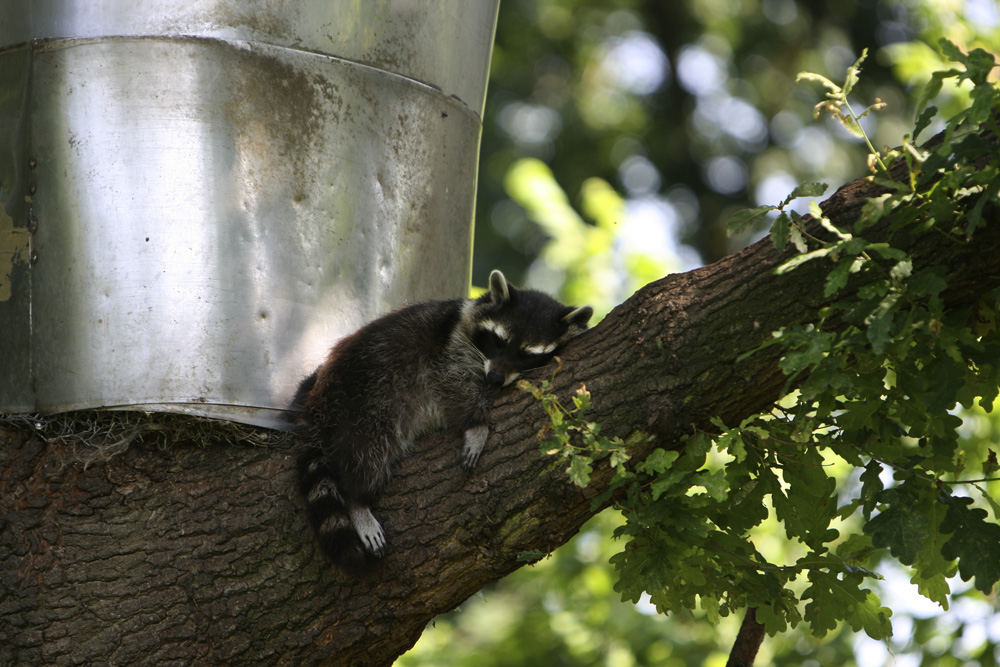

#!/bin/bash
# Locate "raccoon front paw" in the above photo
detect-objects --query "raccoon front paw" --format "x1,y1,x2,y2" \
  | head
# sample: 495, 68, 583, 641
461, 424, 489, 471
461, 447, 480, 472
349, 506, 386, 556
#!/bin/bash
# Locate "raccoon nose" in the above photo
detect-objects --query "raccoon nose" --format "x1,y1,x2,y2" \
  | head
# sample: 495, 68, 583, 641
486, 369, 506, 386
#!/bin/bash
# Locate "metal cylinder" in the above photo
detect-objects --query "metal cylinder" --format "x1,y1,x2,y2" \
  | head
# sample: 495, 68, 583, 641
0, 2, 499, 428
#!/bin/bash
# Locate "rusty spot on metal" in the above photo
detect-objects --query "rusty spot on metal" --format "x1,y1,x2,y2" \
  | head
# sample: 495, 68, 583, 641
0, 201, 30, 301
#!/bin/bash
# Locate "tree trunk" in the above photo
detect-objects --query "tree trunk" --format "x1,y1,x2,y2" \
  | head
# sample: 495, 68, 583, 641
2, 159, 999, 665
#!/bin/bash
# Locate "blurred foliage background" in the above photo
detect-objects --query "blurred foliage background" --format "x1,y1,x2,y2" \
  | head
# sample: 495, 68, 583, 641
402, 0, 1000, 665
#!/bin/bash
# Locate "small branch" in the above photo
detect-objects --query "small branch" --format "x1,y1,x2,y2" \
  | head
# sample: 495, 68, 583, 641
726, 607, 766, 667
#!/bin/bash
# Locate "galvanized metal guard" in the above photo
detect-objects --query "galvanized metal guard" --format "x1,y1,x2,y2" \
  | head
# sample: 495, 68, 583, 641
0, 2, 499, 428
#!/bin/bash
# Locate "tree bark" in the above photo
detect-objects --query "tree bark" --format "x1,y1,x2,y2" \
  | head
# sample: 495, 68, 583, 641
727, 607, 766, 667
2, 162, 999, 665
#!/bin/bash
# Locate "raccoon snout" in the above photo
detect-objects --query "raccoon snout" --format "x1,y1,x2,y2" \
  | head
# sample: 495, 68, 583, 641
485, 359, 515, 386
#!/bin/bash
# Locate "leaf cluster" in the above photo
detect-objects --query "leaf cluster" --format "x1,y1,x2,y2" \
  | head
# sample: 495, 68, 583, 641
531, 39, 1000, 646
519, 370, 643, 489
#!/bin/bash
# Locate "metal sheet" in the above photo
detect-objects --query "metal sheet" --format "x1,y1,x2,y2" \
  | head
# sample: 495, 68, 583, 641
0, 1, 498, 117
0, 3, 498, 428
0, 44, 33, 406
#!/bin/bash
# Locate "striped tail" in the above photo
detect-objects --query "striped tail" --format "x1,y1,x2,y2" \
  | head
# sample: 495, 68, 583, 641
297, 447, 380, 577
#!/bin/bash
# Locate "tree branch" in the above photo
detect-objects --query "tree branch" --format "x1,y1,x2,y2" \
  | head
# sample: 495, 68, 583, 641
2, 157, 998, 665
727, 607, 766, 667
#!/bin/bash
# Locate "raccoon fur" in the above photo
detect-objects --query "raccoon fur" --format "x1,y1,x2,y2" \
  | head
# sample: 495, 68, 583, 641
291, 270, 593, 576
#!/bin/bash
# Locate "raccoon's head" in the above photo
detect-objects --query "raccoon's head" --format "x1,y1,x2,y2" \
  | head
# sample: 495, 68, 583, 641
471, 270, 593, 387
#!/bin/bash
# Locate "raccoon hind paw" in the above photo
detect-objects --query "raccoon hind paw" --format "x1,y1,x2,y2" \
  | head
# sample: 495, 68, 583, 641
316, 514, 381, 577
348, 506, 386, 556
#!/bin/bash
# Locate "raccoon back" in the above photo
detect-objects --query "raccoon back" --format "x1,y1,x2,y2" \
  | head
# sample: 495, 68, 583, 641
299, 298, 486, 456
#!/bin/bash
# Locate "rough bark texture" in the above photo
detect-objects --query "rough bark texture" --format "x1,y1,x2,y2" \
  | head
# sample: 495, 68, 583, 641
2, 165, 999, 665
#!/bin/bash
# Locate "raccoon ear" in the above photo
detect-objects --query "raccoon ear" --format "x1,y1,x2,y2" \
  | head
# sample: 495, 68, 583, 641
562, 305, 593, 329
488, 270, 511, 305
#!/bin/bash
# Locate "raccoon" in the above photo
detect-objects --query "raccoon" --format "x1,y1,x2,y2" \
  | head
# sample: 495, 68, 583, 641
292, 270, 593, 575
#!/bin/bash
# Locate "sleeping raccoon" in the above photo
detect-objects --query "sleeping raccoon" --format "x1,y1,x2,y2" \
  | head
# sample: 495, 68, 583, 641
292, 270, 592, 575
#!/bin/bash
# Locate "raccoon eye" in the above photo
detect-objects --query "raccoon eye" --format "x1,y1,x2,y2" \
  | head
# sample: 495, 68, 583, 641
519, 343, 557, 360
517, 349, 548, 364
473, 329, 507, 357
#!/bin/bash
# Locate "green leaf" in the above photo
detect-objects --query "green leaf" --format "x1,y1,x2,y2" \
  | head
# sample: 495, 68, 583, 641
802, 570, 892, 639
967, 173, 1000, 237
727, 206, 773, 234
637, 448, 679, 476
697, 469, 729, 503
915, 69, 953, 116
786, 182, 829, 202
813, 201, 851, 240
755, 595, 803, 635
911, 571, 951, 609
795, 71, 841, 95
864, 293, 901, 355
913, 105, 937, 140
824, 257, 863, 297
939, 494, 1000, 594
908, 492, 956, 609
941, 39, 999, 85
718, 472, 770, 534
611, 534, 674, 605
860, 193, 902, 231
567, 454, 594, 488
851, 589, 893, 640
609, 448, 631, 470
700, 594, 721, 624
778, 327, 833, 375
649, 470, 686, 501
715, 428, 747, 463
858, 460, 884, 519
865, 507, 925, 565
984, 450, 1000, 478
908, 266, 948, 297
863, 483, 929, 565
771, 211, 790, 251
865, 243, 909, 261
772, 447, 840, 550
842, 48, 868, 97
938, 37, 965, 62
775, 246, 836, 274
838, 114, 866, 139
788, 212, 808, 252
836, 532, 879, 564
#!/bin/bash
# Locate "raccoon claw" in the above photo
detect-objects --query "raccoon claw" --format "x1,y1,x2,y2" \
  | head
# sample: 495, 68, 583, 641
462, 425, 489, 472
349, 506, 386, 556
460, 447, 480, 472
362, 528, 385, 556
